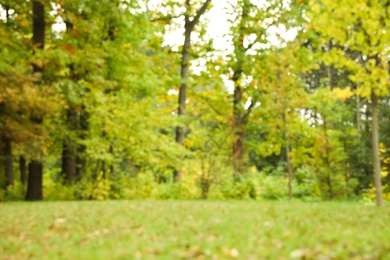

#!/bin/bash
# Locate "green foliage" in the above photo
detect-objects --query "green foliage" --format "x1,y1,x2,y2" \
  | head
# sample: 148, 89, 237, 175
0, 181, 25, 201
0, 0, 388, 203
219, 176, 253, 199
293, 166, 321, 199
44, 182, 76, 201
44, 168, 76, 201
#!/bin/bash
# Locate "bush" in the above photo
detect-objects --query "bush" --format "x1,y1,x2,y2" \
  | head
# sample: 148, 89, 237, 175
155, 182, 181, 199
43, 167, 76, 200
293, 166, 321, 199
0, 182, 25, 201
362, 183, 390, 203
259, 175, 288, 200
44, 182, 76, 200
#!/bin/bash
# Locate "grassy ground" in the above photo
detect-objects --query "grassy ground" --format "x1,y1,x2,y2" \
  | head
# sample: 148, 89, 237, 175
0, 200, 389, 259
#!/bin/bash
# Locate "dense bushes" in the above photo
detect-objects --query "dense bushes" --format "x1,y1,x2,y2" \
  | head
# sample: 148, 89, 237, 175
2, 164, 373, 202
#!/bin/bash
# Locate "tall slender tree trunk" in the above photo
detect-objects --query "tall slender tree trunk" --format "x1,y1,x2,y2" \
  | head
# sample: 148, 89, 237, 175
76, 109, 88, 179
101, 132, 115, 180
109, 144, 115, 177
102, 19, 117, 181
26, 0, 45, 201
175, 19, 191, 146
232, 82, 244, 174
356, 95, 361, 142
62, 18, 90, 182
371, 93, 383, 207
5, 5, 10, 23
325, 68, 335, 199
1, 6, 14, 189
3, 136, 14, 187
61, 20, 78, 184
174, 0, 211, 180
323, 120, 334, 198
232, 0, 250, 174
62, 109, 77, 184
62, 142, 76, 183
174, 9, 193, 181
282, 109, 293, 200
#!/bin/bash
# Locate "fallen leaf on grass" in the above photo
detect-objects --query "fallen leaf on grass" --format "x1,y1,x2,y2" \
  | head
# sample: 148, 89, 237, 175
223, 248, 239, 258
290, 249, 305, 258
49, 218, 67, 230
132, 225, 145, 235
177, 246, 206, 259
54, 218, 66, 224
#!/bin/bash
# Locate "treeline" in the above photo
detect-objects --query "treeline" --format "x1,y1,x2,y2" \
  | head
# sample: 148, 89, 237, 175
0, 0, 389, 205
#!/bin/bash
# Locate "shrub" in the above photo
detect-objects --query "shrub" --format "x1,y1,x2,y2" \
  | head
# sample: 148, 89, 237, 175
0, 182, 25, 201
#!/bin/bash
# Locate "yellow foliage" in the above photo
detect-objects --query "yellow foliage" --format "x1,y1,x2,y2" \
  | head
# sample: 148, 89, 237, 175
332, 87, 354, 100
364, 185, 390, 201
384, 157, 390, 164
379, 143, 387, 154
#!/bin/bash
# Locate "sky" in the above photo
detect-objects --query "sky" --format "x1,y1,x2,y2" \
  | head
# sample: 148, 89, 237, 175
162, 0, 297, 52
158, 0, 297, 93
162, 1, 233, 52
1, 1, 296, 52
0, 0, 296, 94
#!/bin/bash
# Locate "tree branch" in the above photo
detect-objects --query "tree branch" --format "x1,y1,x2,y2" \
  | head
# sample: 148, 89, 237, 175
189, 0, 212, 31
151, 14, 181, 23
195, 93, 225, 116
245, 22, 275, 52
243, 97, 257, 122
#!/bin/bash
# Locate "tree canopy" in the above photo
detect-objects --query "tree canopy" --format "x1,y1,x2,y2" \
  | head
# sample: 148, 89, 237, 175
0, 0, 389, 206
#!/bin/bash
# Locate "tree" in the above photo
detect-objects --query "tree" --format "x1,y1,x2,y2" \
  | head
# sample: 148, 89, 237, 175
152, 0, 212, 180
308, 0, 390, 206
175, 0, 211, 146
26, 0, 45, 201
0, 2, 15, 189
226, 0, 301, 174
248, 42, 311, 199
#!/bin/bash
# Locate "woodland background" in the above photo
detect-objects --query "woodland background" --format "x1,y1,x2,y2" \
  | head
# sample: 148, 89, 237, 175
1, 0, 390, 206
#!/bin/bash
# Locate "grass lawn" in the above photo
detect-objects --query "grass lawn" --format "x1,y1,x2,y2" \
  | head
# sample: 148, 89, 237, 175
0, 200, 389, 259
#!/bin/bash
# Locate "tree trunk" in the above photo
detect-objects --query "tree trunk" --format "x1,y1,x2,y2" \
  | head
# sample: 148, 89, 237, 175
174, 25, 191, 181
371, 93, 383, 207
3, 136, 14, 187
232, 118, 245, 174
76, 109, 88, 179
286, 144, 293, 200
32, 1, 45, 54
232, 0, 250, 174
5, 5, 10, 23
20, 156, 27, 185
26, 0, 45, 201
356, 95, 361, 142
62, 142, 76, 184
323, 120, 334, 198
282, 109, 293, 200
174, 0, 211, 180
109, 144, 115, 177
175, 22, 191, 146
76, 146, 86, 179
61, 20, 78, 184
26, 160, 43, 200
232, 82, 244, 174
62, 110, 77, 184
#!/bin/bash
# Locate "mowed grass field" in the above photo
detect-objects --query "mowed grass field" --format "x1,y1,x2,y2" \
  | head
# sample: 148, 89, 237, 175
1, 201, 389, 259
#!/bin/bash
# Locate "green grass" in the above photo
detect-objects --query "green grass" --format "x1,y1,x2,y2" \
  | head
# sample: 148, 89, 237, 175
1, 201, 389, 259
